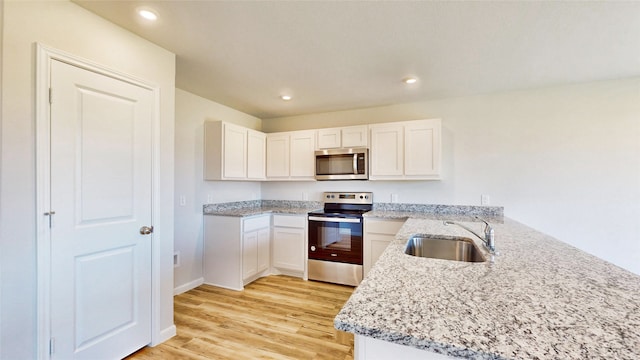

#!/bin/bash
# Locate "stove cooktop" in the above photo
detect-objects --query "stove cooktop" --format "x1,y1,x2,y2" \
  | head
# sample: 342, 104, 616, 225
307, 209, 370, 217
309, 192, 373, 218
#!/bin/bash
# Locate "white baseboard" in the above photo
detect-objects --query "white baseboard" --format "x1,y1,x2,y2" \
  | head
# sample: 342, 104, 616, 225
271, 268, 305, 279
151, 325, 177, 346
202, 280, 243, 292
173, 277, 204, 295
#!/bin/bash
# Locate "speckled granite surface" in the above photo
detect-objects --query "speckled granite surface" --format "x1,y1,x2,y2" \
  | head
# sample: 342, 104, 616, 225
335, 217, 640, 359
371, 203, 503, 222
367, 203, 504, 223
203, 200, 322, 216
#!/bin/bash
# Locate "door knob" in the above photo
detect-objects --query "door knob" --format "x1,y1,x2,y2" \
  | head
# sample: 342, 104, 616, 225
139, 226, 154, 235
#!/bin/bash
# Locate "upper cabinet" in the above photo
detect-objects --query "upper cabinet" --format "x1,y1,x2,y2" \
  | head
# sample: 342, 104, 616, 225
204, 121, 266, 181
369, 119, 441, 180
266, 130, 316, 180
205, 119, 440, 182
246, 129, 267, 180
317, 125, 368, 149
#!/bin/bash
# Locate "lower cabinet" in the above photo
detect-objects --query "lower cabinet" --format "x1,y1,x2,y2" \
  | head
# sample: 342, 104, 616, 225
242, 227, 270, 281
204, 213, 307, 290
272, 214, 307, 277
363, 218, 405, 277
204, 214, 270, 290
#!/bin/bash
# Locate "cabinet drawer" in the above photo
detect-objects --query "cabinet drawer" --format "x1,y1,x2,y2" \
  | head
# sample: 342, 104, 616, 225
243, 215, 270, 232
273, 214, 306, 228
365, 218, 405, 235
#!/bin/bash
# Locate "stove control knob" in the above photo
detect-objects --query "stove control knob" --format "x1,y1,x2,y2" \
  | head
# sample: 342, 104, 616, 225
310, 246, 316, 251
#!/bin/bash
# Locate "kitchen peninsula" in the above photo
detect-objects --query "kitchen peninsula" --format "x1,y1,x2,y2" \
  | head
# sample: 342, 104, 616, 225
335, 214, 640, 360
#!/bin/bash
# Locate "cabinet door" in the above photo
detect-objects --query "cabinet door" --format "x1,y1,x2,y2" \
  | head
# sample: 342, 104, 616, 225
242, 230, 258, 279
266, 134, 290, 178
317, 128, 341, 149
370, 125, 403, 177
365, 235, 394, 276
257, 228, 270, 273
223, 123, 247, 179
290, 130, 316, 178
247, 129, 266, 180
364, 218, 404, 276
341, 125, 368, 147
272, 227, 305, 272
405, 120, 441, 177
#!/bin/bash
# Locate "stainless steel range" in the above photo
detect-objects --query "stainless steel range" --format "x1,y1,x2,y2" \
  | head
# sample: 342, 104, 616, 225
307, 192, 372, 286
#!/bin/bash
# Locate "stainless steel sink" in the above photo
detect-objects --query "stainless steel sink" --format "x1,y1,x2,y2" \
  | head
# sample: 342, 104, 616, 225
404, 234, 487, 263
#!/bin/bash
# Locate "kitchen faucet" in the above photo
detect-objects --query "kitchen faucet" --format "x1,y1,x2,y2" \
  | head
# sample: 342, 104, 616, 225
444, 217, 496, 254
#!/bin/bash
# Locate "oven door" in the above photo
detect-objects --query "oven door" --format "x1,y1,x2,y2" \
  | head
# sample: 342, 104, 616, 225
308, 215, 363, 264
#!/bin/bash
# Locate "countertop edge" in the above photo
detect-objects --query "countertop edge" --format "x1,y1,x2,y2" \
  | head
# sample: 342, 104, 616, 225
335, 216, 640, 359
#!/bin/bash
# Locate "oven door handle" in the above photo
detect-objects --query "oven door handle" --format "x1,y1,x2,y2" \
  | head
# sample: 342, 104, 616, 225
308, 216, 361, 224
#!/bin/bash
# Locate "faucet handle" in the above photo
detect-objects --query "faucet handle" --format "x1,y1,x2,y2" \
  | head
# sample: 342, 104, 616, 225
486, 227, 495, 248
475, 216, 496, 252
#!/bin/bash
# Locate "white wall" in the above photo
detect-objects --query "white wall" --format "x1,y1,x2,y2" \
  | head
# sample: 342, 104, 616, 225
174, 88, 262, 292
0, 1, 176, 358
262, 78, 640, 275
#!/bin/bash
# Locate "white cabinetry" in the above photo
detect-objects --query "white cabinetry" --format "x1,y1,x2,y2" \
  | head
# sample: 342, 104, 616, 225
204, 121, 266, 180
369, 119, 441, 180
369, 124, 403, 176
363, 218, 405, 277
242, 217, 271, 282
266, 130, 316, 180
316, 128, 340, 149
203, 214, 270, 290
272, 214, 307, 277
317, 125, 368, 149
247, 129, 267, 180
266, 133, 289, 178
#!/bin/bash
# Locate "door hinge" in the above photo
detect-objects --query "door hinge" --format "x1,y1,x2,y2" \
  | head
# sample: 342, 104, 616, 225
49, 337, 55, 355
49, 88, 52, 104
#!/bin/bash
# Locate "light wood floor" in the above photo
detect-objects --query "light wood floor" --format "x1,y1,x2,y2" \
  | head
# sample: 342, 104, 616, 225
127, 275, 355, 359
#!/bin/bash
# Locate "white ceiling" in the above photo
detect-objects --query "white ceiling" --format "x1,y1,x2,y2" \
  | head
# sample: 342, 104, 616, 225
73, 1, 640, 119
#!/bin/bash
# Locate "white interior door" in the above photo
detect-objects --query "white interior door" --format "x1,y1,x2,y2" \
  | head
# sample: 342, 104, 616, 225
49, 59, 153, 359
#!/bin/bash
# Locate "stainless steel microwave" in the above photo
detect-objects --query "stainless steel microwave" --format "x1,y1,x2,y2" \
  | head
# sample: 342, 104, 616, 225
315, 148, 368, 180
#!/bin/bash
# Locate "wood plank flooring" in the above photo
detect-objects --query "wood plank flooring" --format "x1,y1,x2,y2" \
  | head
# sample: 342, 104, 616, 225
126, 275, 355, 359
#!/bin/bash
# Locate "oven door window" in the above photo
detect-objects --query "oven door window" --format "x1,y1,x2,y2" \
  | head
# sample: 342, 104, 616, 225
320, 226, 352, 250
309, 218, 363, 264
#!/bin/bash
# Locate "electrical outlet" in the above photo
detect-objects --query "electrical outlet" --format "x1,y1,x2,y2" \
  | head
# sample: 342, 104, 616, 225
179, 195, 186, 206
302, 192, 308, 201
391, 194, 399, 203
481, 194, 491, 205
207, 194, 213, 203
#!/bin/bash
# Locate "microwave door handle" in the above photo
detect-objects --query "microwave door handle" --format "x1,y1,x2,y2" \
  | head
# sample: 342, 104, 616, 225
353, 153, 358, 175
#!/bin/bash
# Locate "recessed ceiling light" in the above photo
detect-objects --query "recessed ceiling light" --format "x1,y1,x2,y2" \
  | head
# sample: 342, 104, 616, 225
138, 9, 158, 21
403, 77, 418, 84
281, 95, 292, 101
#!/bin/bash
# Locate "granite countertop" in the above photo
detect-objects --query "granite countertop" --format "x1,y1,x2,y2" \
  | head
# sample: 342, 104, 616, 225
203, 200, 321, 217
335, 217, 640, 359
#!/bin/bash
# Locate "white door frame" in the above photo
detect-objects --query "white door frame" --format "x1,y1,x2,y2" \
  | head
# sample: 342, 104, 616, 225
35, 43, 163, 359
